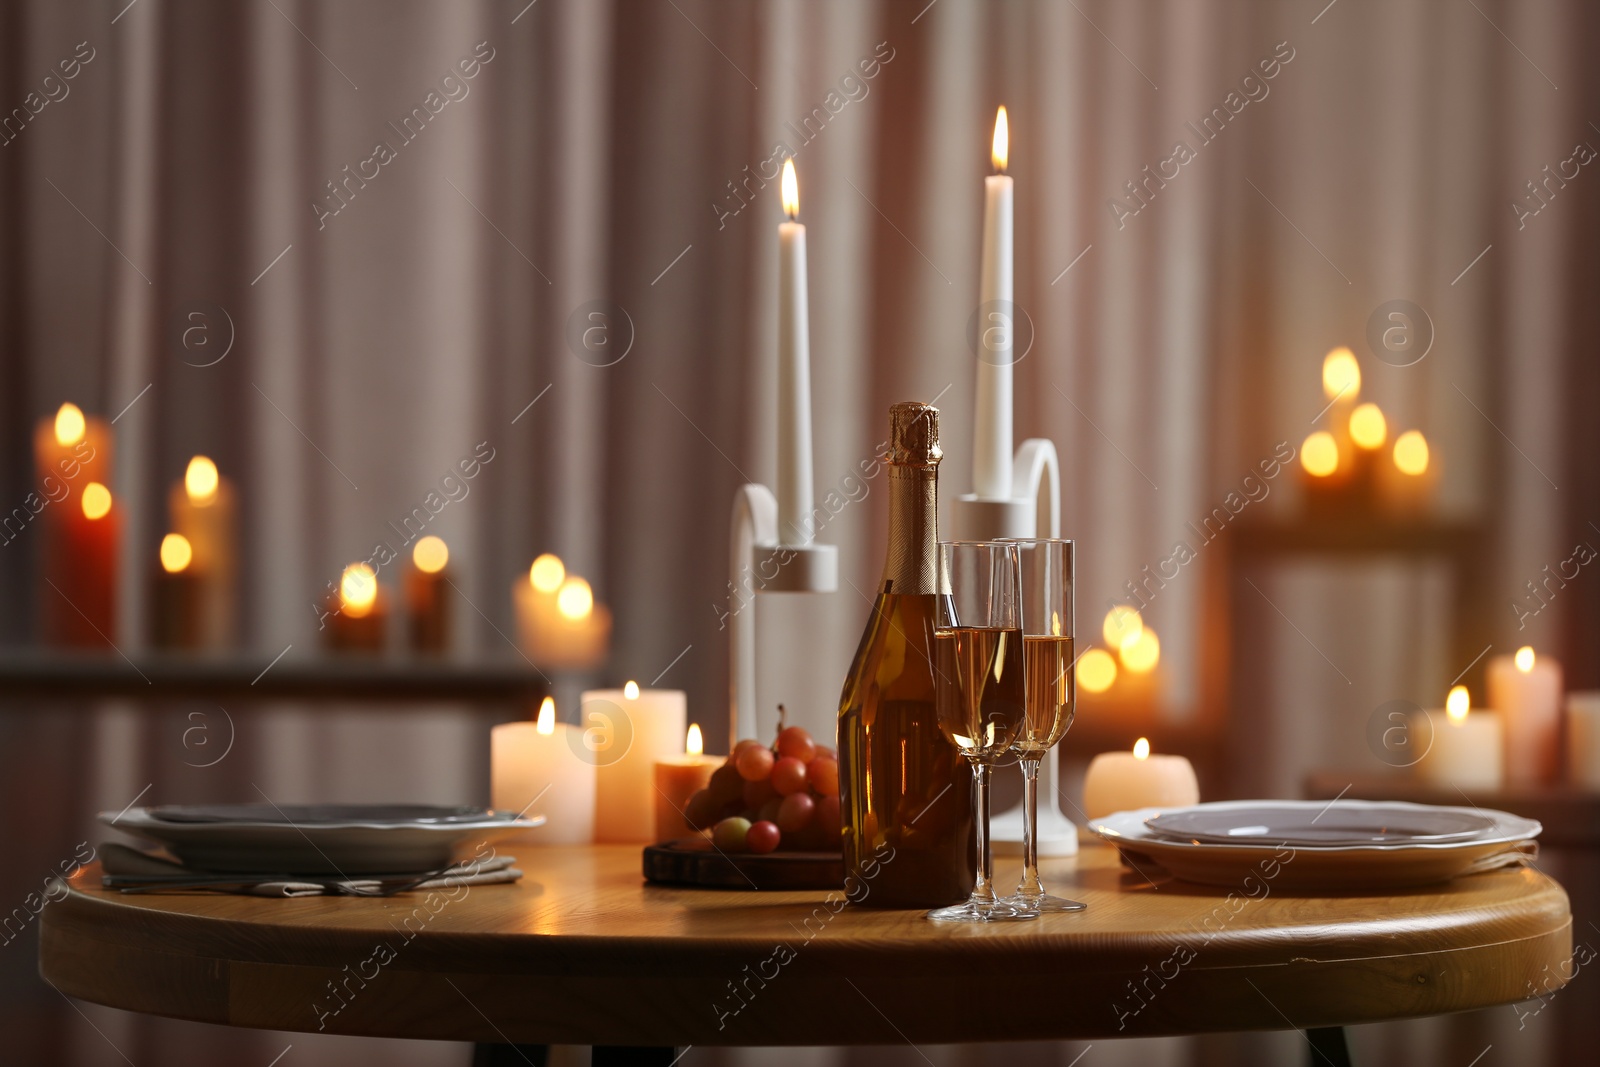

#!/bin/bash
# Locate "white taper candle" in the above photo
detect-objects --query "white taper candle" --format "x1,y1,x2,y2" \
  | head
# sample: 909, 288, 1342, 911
974, 107, 1014, 500
777, 158, 815, 546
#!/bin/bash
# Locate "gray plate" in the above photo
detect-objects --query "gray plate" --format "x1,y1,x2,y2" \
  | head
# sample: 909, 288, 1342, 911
1146, 802, 1497, 847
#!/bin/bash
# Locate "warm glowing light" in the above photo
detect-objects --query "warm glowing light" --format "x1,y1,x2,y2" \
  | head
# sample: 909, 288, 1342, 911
781, 158, 799, 220
529, 553, 565, 593
536, 696, 556, 735
1446, 685, 1470, 723
54, 403, 86, 446
1515, 646, 1536, 673
991, 105, 1009, 171
81, 482, 112, 520
1349, 403, 1387, 450
686, 723, 704, 758
624, 680, 641, 700
159, 533, 193, 573
1077, 648, 1118, 693
1322, 347, 1360, 401
340, 562, 378, 617
184, 455, 219, 504
1393, 429, 1429, 476
412, 535, 449, 574
1301, 431, 1339, 477
556, 576, 593, 620
1133, 737, 1151, 760
1102, 605, 1143, 648
1120, 628, 1161, 673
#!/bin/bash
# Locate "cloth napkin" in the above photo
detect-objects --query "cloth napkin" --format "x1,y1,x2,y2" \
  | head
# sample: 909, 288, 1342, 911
99, 842, 522, 897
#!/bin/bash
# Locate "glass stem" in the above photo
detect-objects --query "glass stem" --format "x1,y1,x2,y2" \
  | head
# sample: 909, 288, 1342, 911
1019, 757, 1044, 899
972, 762, 995, 905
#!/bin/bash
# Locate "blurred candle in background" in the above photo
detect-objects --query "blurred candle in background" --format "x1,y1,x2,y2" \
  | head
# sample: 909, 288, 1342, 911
590, 681, 687, 843
653, 723, 720, 842
492, 696, 597, 845
513, 553, 612, 670
150, 533, 203, 649
1488, 646, 1563, 785
1082, 738, 1199, 821
45, 481, 120, 647
406, 534, 451, 654
325, 561, 386, 653
1414, 685, 1504, 792
169, 455, 238, 649
33, 402, 110, 504
972, 105, 1014, 500
1566, 692, 1600, 790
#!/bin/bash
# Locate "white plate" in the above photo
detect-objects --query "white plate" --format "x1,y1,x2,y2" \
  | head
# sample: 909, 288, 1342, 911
1144, 803, 1496, 847
102, 804, 543, 875
1090, 800, 1540, 890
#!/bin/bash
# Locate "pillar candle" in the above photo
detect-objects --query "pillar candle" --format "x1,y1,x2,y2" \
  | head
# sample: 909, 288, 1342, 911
33, 403, 111, 507
1413, 686, 1504, 792
512, 560, 611, 670
653, 724, 720, 842
405, 535, 451, 654
1488, 646, 1563, 785
150, 533, 203, 649
777, 158, 815, 546
325, 562, 386, 653
168, 455, 238, 649
973, 106, 1014, 501
43, 481, 119, 647
1566, 692, 1600, 790
588, 683, 687, 843
1082, 738, 1199, 822
492, 697, 597, 845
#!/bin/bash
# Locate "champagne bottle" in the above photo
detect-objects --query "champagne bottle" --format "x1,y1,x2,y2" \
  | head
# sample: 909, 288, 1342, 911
838, 402, 976, 907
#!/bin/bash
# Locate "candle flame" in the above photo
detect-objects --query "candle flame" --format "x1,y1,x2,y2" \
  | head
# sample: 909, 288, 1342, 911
1102, 604, 1143, 647
1321, 347, 1360, 401
1077, 648, 1118, 693
340, 562, 378, 617
529, 553, 565, 593
686, 723, 703, 757
536, 696, 555, 735
54, 403, 86, 446
1133, 737, 1151, 760
624, 680, 640, 700
1446, 685, 1470, 723
185, 456, 219, 505
1393, 429, 1429, 476
780, 158, 799, 220
1349, 403, 1387, 450
81, 482, 112, 520
1301, 431, 1339, 478
1121, 627, 1160, 674
991, 105, 1009, 172
412, 535, 449, 574
1515, 646, 1535, 673
556, 576, 593, 620
159, 533, 193, 574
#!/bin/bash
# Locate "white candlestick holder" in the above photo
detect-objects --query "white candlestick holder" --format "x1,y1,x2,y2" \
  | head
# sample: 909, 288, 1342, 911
950, 437, 1078, 856
727, 483, 837, 747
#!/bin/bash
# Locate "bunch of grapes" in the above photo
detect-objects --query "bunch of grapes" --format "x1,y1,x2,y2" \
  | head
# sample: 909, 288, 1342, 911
683, 724, 840, 854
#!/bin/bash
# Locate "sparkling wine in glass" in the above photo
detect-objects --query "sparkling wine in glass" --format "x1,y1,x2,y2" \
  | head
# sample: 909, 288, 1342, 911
929, 541, 1036, 923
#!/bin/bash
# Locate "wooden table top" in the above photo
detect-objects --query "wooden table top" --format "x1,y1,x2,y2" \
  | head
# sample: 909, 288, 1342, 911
41, 843, 1572, 1046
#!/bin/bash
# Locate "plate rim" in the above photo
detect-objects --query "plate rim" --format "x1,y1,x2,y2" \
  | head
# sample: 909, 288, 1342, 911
1144, 803, 1497, 845
100, 807, 546, 834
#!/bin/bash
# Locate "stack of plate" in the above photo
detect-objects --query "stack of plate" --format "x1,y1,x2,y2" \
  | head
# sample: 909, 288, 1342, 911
1088, 799, 1541, 890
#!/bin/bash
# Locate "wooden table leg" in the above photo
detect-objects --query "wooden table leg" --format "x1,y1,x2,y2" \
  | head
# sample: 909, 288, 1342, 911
471, 1045, 549, 1066
1307, 1026, 1352, 1067
592, 1049, 680, 1067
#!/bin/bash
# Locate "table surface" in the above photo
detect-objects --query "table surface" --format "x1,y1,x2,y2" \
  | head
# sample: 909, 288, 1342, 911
41, 843, 1572, 1046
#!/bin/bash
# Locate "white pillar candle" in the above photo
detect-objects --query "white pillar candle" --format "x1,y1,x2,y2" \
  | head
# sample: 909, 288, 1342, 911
588, 682, 688, 843
777, 158, 814, 547
491, 697, 597, 845
168, 456, 239, 648
1487, 646, 1563, 785
1413, 686, 1504, 792
1566, 692, 1600, 790
973, 106, 1014, 501
1082, 738, 1199, 822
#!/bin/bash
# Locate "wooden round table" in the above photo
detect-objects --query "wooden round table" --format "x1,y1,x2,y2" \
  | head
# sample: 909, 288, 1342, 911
41, 843, 1571, 1061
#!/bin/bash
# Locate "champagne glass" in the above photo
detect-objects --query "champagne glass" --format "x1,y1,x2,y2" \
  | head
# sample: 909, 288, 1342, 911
929, 541, 1036, 923
1005, 538, 1086, 912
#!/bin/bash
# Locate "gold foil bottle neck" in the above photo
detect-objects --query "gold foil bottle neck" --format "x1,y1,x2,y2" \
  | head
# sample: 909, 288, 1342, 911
888, 402, 941, 467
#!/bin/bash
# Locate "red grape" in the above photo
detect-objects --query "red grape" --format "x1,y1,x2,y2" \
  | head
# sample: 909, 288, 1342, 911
776, 726, 817, 763
684, 789, 718, 831
813, 794, 842, 833
734, 745, 775, 782
707, 762, 745, 803
807, 756, 839, 796
777, 791, 815, 833
770, 756, 808, 795
746, 820, 781, 854
712, 816, 751, 852
758, 797, 783, 824
743, 775, 778, 808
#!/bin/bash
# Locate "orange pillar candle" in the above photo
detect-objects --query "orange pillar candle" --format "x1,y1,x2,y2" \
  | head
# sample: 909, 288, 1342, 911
1082, 738, 1199, 822
168, 456, 238, 648
405, 535, 451, 654
491, 697, 597, 845
324, 562, 387, 653
33, 403, 110, 507
653, 724, 720, 842
150, 533, 203, 649
44, 482, 120, 647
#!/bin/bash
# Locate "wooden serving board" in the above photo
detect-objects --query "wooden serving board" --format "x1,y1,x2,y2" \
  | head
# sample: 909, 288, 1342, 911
642, 837, 844, 890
